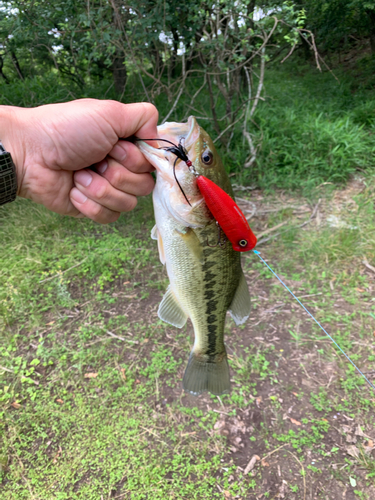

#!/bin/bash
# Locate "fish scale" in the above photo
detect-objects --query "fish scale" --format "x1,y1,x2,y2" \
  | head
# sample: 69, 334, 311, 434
187, 226, 241, 360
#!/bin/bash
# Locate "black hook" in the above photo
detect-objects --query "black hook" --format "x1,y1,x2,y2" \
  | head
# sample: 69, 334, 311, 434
119, 137, 191, 206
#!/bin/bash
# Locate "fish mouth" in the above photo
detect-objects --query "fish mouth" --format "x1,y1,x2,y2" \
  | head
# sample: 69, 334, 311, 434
137, 116, 199, 167
156, 115, 199, 149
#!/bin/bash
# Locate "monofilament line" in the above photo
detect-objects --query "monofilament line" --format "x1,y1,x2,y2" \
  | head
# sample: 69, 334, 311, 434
253, 250, 375, 393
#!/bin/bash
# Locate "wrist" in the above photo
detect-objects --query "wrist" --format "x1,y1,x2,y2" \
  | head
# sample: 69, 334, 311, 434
0, 105, 26, 197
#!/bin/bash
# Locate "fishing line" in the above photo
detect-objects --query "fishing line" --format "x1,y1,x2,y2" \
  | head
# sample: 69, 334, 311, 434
253, 249, 375, 392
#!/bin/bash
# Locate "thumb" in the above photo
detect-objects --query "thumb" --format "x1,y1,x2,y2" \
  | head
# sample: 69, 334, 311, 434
95, 101, 159, 141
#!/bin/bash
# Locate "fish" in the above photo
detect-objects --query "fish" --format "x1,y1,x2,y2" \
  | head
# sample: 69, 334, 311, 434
137, 116, 251, 396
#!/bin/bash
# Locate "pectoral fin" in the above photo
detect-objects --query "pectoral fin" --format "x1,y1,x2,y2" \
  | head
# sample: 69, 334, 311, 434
158, 285, 188, 328
229, 272, 251, 325
176, 227, 204, 264
151, 225, 166, 265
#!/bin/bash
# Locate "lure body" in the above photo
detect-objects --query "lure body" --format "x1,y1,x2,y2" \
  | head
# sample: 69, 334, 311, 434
196, 175, 257, 252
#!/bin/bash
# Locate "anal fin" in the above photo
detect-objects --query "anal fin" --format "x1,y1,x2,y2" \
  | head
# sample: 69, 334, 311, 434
229, 272, 251, 325
158, 285, 188, 328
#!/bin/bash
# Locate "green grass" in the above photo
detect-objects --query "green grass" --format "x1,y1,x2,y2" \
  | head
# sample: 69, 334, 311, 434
1, 60, 375, 193
1, 172, 375, 498
250, 62, 375, 191
1, 60, 375, 498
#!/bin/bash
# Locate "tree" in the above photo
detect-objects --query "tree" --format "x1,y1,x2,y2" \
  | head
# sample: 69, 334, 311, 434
295, 0, 375, 55
0, 0, 316, 167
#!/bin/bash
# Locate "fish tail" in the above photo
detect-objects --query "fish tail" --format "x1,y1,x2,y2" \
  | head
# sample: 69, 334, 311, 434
182, 350, 230, 396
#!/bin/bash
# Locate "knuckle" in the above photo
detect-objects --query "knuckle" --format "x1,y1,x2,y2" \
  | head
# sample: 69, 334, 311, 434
109, 167, 123, 188
94, 181, 110, 201
124, 196, 137, 212
91, 204, 103, 219
103, 99, 121, 114
141, 102, 158, 120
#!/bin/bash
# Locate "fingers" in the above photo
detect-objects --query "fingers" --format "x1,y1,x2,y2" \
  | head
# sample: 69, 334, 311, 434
108, 140, 154, 174
96, 158, 155, 195
97, 101, 159, 143
69, 158, 155, 223
70, 187, 121, 224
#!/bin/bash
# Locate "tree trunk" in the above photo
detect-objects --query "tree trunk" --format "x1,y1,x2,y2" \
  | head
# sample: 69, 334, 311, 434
246, 0, 256, 31
11, 51, 24, 80
112, 49, 127, 94
0, 55, 9, 83
151, 42, 163, 78
171, 27, 179, 78
366, 9, 375, 55
110, 1, 127, 94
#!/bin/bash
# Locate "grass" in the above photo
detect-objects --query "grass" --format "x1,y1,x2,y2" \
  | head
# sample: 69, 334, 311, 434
250, 62, 375, 191
1, 59, 375, 193
1, 171, 375, 498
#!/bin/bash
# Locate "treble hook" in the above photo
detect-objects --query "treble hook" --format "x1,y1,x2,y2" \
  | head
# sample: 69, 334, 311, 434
207, 221, 227, 249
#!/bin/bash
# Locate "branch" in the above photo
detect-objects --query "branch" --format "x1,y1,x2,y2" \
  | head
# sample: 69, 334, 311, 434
243, 131, 257, 168
249, 45, 265, 118
256, 200, 321, 246
161, 79, 186, 123
212, 111, 245, 144
280, 42, 297, 64
242, 46, 266, 167
363, 257, 375, 274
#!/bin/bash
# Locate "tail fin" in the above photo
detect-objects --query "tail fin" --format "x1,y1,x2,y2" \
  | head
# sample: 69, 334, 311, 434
182, 351, 230, 396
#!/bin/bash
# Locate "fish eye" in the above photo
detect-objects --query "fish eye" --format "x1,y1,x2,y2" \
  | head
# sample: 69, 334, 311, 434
239, 240, 248, 247
201, 151, 213, 165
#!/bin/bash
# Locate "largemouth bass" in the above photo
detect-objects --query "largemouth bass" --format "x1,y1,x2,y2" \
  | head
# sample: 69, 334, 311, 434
138, 117, 251, 396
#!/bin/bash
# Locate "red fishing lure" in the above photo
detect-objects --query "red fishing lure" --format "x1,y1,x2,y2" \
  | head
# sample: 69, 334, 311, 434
195, 174, 257, 252
184, 159, 256, 252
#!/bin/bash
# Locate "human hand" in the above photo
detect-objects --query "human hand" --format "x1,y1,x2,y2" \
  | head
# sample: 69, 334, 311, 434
0, 99, 158, 223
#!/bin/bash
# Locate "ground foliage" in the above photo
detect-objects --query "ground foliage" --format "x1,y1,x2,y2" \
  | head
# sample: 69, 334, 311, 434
0, 59, 374, 192
1, 173, 375, 499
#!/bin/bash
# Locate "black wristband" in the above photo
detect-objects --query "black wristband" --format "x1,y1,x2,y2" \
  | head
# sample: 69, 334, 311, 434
0, 142, 17, 206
